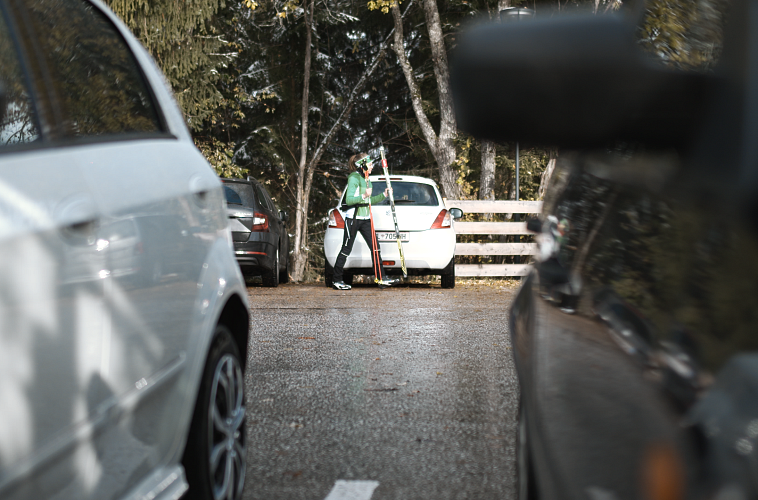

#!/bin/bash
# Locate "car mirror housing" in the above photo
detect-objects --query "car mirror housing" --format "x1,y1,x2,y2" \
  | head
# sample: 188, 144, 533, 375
449, 208, 463, 219
450, 14, 713, 149
526, 217, 542, 233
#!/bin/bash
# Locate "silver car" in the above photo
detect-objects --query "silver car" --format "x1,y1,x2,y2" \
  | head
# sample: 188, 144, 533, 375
0, 1, 250, 500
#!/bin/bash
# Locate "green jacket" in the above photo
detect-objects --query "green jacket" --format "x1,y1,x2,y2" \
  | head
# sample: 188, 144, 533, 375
344, 171, 385, 217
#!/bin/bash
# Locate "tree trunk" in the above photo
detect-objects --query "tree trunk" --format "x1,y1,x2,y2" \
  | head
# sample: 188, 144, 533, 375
480, 140, 496, 202
480, 139, 496, 220
537, 149, 558, 200
391, 0, 459, 199
290, 0, 315, 282
289, 3, 415, 281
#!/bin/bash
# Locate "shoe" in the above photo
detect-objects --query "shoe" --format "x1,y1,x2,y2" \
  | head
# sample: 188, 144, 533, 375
377, 278, 399, 289
332, 281, 351, 290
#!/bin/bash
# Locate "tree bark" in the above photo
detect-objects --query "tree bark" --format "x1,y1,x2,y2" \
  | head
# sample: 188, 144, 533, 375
537, 149, 558, 200
391, 0, 459, 199
291, 0, 315, 282
480, 139, 496, 219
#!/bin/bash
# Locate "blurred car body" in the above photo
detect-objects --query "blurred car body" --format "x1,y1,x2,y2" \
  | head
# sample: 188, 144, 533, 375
323, 174, 462, 288
0, 1, 250, 500
221, 177, 290, 286
452, 2, 758, 499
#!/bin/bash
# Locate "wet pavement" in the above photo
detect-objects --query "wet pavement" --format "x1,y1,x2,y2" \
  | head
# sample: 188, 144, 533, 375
242, 280, 521, 500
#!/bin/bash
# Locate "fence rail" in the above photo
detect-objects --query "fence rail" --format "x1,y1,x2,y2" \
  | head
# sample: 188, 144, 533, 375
445, 200, 543, 277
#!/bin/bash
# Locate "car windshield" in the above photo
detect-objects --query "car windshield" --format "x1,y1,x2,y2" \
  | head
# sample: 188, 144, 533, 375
368, 181, 438, 206
223, 183, 255, 207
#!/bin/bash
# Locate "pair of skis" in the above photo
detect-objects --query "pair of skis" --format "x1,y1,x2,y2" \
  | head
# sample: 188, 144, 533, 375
365, 145, 407, 281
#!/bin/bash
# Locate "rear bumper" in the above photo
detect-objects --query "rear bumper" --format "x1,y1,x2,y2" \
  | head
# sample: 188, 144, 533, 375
233, 240, 275, 273
324, 227, 455, 271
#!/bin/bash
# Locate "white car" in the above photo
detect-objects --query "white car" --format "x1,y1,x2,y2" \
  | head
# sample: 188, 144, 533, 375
324, 174, 463, 288
0, 2, 249, 500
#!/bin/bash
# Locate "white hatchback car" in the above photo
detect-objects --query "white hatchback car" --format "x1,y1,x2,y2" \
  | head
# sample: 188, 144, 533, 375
0, 2, 249, 500
324, 174, 463, 288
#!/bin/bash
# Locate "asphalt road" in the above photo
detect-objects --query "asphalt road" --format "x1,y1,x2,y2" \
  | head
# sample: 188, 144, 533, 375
241, 280, 521, 500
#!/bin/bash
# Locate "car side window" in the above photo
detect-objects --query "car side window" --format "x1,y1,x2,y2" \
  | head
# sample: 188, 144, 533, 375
253, 183, 273, 212
0, 12, 39, 147
24, 0, 162, 139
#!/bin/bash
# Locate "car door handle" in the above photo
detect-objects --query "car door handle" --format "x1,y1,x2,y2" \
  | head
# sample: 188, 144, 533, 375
57, 196, 99, 244
189, 174, 217, 205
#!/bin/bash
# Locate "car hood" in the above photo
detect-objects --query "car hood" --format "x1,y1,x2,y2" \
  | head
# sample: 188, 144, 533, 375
361, 205, 448, 231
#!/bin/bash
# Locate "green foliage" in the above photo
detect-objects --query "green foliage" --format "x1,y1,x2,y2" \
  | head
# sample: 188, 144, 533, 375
105, 0, 234, 129
639, 0, 728, 70
195, 137, 246, 178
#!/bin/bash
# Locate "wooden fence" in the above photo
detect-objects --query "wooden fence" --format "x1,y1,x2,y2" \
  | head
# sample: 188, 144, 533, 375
444, 200, 543, 277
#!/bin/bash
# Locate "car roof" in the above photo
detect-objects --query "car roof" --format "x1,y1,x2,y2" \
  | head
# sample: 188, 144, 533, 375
368, 174, 439, 187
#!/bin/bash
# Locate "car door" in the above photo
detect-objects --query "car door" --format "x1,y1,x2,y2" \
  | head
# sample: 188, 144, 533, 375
0, 6, 109, 499
13, 0, 222, 495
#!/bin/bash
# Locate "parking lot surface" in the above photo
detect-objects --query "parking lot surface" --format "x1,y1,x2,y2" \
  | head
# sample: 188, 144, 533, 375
242, 281, 520, 500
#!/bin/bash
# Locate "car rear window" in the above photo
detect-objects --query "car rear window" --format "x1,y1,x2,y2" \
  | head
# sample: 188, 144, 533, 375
369, 181, 439, 206
223, 183, 255, 207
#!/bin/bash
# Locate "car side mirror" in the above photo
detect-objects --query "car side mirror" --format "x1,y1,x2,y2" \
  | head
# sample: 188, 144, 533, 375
451, 15, 712, 148
449, 208, 463, 219
279, 210, 289, 223
526, 217, 542, 233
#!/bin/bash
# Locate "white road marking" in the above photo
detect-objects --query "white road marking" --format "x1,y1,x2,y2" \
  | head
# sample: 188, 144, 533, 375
323, 480, 379, 500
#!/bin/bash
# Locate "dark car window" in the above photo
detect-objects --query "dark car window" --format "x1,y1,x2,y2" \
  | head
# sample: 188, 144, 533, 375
24, 0, 162, 139
0, 12, 39, 147
366, 181, 439, 206
253, 182, 274, 212
223, 183, 255, 207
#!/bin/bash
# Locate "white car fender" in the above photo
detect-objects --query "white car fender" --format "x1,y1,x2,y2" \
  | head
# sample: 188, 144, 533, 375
165, 236, 249, 463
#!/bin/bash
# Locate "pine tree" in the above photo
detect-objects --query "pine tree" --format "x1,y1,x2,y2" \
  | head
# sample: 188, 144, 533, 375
105, 0, 232, 129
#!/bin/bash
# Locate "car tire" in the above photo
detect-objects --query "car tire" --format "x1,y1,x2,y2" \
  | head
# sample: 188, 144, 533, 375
182, 325, 246, 500
441, 258, 455, 289
517, 402, 538, 500
344, 274, 354, 286
279, 245, 290, 284
262, 246, 279, 287
325, 261, 334, 288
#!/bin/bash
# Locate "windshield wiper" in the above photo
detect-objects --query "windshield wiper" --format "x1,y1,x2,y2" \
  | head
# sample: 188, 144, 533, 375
393, 200, 416, 204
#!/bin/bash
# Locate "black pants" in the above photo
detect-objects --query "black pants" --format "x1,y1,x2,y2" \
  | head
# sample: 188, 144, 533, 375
333, 217, 386, 282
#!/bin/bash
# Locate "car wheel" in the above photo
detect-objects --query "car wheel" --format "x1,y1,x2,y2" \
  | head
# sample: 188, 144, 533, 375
441, 258, 455, 289
325, 261, 334, 288
182, 325, 246, 500
279, 246, 290, 284
262, 246, 279, 287
517, 402, 538, 500
344, 274, 354, 286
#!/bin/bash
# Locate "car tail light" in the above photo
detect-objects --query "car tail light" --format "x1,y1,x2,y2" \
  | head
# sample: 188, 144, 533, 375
329, 210, 345, 229
251, 212, 269, 231
234, 215, 268, 231
430, 209, 452, 229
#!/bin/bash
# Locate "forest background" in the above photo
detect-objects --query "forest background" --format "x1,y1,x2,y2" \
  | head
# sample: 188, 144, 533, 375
104, 0, 727, 281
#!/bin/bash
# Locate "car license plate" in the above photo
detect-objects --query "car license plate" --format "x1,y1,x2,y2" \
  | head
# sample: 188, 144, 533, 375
376, 232, 409, 242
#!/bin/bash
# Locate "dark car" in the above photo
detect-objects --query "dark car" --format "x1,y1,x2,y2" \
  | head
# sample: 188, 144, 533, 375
222, 177, 290, 286
453, 2, 758, 499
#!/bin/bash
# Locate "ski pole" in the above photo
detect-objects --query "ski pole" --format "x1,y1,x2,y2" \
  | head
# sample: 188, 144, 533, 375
379, 144, 407, 278
365, 165, 383, 283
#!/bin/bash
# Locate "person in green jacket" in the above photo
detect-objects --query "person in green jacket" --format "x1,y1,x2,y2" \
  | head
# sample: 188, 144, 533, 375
332, 152, 398, 290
